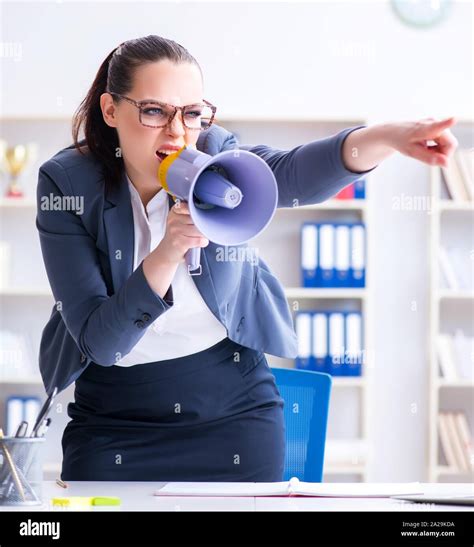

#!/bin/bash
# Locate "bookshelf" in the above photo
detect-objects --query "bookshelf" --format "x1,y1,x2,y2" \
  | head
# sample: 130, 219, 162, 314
0, 116, 374, 482
219, 117, 374, 482
428, 120, 474, 482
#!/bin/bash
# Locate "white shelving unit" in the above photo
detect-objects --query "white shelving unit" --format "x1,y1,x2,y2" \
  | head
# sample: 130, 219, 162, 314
427, 120, 474, 482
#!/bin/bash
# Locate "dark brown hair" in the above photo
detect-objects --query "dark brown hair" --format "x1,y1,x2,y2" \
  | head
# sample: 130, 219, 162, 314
72, 35, 202, 192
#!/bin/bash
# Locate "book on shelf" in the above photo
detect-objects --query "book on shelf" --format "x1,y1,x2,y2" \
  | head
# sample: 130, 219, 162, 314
154, 477, 423, 498
440, 148, 474, 202
437, 332, 474, 382
438, 411, 474, 472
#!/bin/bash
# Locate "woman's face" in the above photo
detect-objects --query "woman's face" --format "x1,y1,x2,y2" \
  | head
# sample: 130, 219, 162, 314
101, 59, 204, 185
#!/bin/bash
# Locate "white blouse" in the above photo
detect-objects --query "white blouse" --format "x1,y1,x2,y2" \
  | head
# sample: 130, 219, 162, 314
114, 173, 228, 366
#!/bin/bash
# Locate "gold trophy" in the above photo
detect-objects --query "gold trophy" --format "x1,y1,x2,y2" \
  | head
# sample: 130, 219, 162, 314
0, 141, 38, 198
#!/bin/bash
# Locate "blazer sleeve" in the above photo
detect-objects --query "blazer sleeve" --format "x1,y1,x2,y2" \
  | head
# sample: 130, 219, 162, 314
222, 125, 377, 207
36, 160, 174, 368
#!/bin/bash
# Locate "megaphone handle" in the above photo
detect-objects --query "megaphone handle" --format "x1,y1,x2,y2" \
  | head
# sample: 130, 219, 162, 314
185, 247, 202, 275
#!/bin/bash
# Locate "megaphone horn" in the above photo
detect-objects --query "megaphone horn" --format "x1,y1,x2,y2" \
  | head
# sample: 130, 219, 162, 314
158, 145, 278, 274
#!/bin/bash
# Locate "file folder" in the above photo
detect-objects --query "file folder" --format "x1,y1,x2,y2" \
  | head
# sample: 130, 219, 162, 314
328, 312, 345, 376
354, 179, 366, 199
295, 312, 313, 370
335, 225, 350, 287
350, 224, 366, 287
319, 224, 335, 287
345, 312, 363, 376
312, 313, 328, 373
301, 223, 318, 287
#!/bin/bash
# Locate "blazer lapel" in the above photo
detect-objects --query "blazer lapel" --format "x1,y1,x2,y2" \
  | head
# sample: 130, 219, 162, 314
103, 170, 134, 293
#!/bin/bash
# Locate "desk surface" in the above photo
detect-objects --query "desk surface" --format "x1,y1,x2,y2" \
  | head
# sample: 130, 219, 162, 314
1, 482, 473, 511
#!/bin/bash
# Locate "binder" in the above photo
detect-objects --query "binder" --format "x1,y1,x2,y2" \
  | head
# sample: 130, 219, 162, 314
318, 224, 335, 287
350, 224, 366, 287
312, 313, 328, 373
335, 225, 350, 287
300, 222, 366, 289
301, 223, 318, 287
354, 179, 366, 199
6, 396, 41, 437
345, 312, 363, 376
328, 312, 345, 376
6, 397, 23, 437
295, 312, 313, 370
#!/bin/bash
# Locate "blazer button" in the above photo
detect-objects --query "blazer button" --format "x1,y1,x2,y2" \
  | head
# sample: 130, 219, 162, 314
135, 319, 145, 329
80, 353, 86, 363
142, 312, 151, 323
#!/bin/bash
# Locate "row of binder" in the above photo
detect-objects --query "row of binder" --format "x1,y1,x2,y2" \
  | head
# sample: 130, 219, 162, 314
295, 311, 364, 376
335, 179, 366, 200
301, 222, 366, 288
5, 396, 41, 437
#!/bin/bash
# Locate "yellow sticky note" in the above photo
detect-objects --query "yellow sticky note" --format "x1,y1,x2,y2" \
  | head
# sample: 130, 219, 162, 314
52, 496, 121, 508
52, 496, 94, 508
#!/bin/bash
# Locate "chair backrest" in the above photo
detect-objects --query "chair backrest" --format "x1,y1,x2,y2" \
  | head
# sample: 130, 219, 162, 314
270, 367, 332, 482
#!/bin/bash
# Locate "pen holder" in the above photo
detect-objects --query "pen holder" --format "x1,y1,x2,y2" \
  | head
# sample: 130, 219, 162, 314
0, 437, 45, 506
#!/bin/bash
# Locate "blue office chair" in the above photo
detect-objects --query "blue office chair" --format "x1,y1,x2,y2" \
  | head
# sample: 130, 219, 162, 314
270, 367, 332, 482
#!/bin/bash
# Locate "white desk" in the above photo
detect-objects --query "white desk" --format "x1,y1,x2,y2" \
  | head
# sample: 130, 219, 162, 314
0, 482, 473, 511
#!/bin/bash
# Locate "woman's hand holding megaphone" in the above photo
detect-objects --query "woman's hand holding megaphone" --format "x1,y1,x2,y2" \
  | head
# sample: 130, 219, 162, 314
161, 200, 210, 262
142, 199, 209, 298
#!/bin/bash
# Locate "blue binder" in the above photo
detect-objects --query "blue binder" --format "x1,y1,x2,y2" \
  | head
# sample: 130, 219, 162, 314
301, 223, 318, 287
295, 312, 313, 370
350, 223, 366, 288
312, 312, 328, 373
354, 178, 366, 199
300, 222, 366, 288
344, 311, 363, 376
326, 310, 363, 376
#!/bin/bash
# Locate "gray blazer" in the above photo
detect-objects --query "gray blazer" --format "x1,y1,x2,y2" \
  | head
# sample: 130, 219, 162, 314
36, 123, 375, 394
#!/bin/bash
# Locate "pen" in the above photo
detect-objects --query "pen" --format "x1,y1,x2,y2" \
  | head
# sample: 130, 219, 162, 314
15, 421, 28, 438
35, 417, 51, 438
31, 386, 58, 438
55, 478, 68, 489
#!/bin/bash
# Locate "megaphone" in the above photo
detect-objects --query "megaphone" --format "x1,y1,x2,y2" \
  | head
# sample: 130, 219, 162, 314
158, 145, 278, 274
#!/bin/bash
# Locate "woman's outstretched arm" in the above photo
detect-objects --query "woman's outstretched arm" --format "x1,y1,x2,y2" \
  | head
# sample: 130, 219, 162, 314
341, 117, 457, 172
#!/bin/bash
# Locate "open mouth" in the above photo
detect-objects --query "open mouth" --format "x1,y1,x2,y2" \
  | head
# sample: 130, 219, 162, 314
156, 150, 179, 161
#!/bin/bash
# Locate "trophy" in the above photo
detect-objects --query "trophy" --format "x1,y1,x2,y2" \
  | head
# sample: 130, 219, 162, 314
0, 140, 38, 198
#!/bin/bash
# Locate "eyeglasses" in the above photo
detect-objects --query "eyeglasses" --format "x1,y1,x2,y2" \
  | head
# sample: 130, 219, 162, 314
108, 92, 217, 131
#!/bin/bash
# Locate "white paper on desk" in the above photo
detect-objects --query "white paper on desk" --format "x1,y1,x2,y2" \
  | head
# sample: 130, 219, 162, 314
292, 481, 424, 498
154, 481, 290, 497
154, 479, 424, 498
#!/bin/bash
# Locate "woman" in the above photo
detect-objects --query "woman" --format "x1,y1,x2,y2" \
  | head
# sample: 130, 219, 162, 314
36, 35, 457, 482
